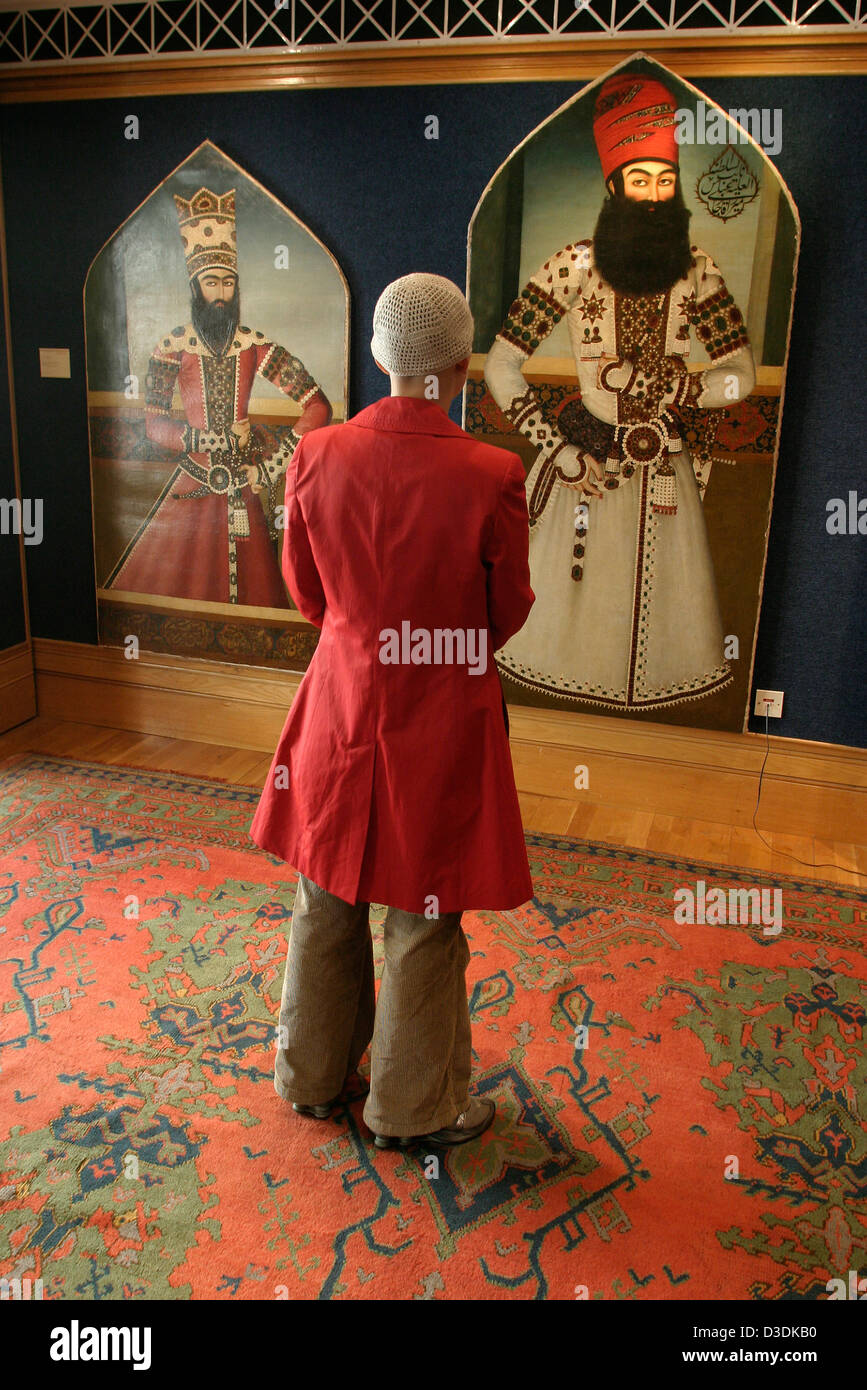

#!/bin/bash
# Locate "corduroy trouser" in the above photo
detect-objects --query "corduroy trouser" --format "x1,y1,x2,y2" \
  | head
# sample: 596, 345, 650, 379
273, 873, 473, 1137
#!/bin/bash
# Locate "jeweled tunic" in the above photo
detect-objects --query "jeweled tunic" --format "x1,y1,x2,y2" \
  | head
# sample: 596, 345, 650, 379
106, 324, 329, 607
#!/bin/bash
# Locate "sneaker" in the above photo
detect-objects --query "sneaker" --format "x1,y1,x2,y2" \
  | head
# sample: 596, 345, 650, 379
373, 1098, 495, 1150
293, 1097, 340, 1119
292, 1075, 370, 1120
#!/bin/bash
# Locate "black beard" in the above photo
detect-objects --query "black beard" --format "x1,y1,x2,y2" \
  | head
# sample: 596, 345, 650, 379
191, 284, 240, 356
592, 188, 693, 296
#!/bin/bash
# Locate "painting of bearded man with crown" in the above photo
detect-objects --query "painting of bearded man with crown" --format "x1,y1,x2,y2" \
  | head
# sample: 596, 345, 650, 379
102, 184, 332, 610
87, 141, 348, 669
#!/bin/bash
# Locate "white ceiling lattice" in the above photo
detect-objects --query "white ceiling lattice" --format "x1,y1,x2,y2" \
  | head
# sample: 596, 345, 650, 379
0, 0, 861, 65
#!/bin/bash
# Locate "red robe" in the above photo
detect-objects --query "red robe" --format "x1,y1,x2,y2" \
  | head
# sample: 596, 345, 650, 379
107, 325, 330, 607
249, 395, 536, 913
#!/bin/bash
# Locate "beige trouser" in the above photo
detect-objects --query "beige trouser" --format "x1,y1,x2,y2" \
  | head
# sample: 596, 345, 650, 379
273, 873, 472, 1137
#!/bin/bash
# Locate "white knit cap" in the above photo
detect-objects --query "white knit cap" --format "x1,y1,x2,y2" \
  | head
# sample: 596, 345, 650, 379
371, 273, 474, 375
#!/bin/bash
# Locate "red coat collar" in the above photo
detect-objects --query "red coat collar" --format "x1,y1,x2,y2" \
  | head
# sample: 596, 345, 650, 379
349, 395, 469, 438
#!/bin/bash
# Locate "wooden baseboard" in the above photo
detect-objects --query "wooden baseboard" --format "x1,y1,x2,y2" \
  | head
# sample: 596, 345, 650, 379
31, 637, 866, 842
0, 640, 36, 734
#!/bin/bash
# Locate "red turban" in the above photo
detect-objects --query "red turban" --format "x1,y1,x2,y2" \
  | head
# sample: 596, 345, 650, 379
593, 72, 679, 184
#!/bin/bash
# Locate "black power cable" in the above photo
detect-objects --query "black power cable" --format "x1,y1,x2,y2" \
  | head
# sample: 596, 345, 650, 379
751, 707, 866, 883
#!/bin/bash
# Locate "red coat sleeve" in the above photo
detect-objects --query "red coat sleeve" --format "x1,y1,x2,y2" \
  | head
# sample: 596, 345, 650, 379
256, 342, 332, 434
281, 435, 326, 628
145, 350, 185, 452
484, 453, 535, 653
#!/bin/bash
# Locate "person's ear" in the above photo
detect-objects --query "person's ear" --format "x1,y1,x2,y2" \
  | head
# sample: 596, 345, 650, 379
374, 358, 389, 375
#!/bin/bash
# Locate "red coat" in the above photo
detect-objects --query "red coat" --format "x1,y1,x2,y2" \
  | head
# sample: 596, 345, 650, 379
248, 395, 536, 913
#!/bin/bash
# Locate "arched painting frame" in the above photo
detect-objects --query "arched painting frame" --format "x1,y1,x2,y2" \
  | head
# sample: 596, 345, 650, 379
85, 139, 349, 670
466, 53, 800, 734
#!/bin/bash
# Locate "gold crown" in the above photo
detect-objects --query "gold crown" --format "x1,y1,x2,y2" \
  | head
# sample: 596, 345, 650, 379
173, 187, 237, 281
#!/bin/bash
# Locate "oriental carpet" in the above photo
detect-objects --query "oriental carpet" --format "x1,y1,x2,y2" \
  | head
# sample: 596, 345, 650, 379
0, 753, 864, 1301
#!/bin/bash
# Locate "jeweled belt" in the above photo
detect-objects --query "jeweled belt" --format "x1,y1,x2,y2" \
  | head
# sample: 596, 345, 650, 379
173, 453, 251, 538
557, 403, 683, 582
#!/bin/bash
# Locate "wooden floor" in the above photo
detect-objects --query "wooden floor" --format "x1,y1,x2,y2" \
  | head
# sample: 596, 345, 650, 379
1, 714, 865, 889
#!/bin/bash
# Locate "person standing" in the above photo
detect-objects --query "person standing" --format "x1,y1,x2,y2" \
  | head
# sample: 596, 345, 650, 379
250, 274, 535, 1149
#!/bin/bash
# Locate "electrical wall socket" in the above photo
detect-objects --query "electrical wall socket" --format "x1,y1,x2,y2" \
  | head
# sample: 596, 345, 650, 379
755, 689, 784, 718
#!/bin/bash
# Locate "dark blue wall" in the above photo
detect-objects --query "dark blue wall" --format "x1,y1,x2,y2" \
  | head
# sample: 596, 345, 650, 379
0, 237, 25, 650
0, 77, 864, 745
